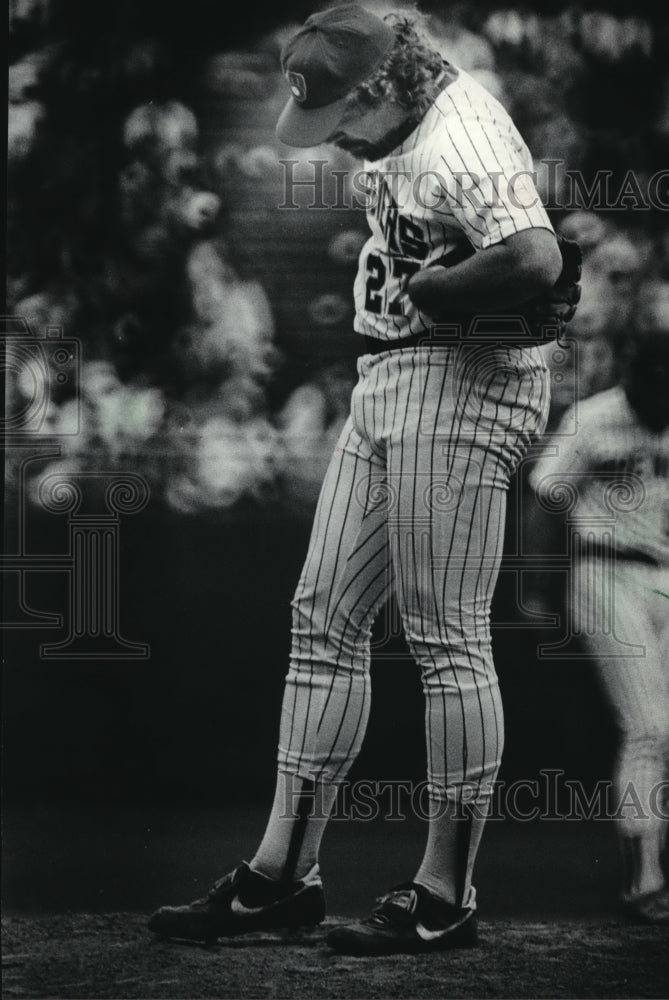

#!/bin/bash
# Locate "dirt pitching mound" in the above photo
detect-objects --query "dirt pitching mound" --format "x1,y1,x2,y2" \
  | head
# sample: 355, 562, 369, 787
2, 913, 668, 999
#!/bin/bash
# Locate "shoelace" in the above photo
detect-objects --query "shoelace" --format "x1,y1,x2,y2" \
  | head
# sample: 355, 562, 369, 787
207, 868, 239, 900
367, 890, 417, 927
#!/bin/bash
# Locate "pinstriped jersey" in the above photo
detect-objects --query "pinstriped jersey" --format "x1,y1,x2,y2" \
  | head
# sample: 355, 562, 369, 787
530, 386, 669, 566
352, 67, 553, 341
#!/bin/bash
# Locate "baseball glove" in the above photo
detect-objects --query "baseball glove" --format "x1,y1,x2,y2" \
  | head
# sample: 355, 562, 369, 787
517, 235, 582, 341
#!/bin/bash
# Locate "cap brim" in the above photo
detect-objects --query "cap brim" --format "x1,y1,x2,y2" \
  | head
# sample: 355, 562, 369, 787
276, 93, 351, 148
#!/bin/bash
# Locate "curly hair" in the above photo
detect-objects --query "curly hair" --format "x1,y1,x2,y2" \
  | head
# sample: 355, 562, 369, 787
344, 15, 446, 118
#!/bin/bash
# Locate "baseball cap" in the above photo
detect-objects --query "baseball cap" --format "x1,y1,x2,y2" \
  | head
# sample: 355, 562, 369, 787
276, 4, 396, 147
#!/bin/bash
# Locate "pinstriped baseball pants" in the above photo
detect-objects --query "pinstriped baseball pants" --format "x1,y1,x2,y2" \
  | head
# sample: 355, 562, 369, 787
278, 343, 550, 805
572, 558, 669, 837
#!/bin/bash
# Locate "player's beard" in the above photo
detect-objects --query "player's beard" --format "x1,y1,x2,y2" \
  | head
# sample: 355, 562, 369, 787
331, 117, 420, 162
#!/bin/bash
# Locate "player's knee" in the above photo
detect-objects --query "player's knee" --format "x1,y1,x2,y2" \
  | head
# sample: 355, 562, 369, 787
417, 643, 495, 686
405, 617, 493, 664
291, 598, 369, 662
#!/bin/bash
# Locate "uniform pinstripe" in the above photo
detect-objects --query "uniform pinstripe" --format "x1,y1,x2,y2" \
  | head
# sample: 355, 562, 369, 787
352, 70, 552, 341
531, 386, 669, 840
148, 16, 575, 946
274, 65, 554, 906
283, 344, 549, 795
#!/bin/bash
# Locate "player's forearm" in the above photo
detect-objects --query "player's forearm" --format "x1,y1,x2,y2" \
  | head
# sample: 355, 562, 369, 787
407, 227, 562, 315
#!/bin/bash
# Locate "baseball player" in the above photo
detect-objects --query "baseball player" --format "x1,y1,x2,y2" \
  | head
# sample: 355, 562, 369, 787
529, 327, 669, 924
149, 4, 579, 954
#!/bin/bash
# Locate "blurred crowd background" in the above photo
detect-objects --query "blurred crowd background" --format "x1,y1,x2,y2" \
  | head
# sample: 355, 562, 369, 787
7, 0, 669, 517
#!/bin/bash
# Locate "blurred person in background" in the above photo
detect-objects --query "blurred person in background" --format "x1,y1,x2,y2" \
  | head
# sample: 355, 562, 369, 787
528, 318, 669, 925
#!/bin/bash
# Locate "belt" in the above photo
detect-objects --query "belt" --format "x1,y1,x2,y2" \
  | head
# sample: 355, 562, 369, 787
363, 317, 547, 356
575, 545, 659, 567
363, 332, 450, 355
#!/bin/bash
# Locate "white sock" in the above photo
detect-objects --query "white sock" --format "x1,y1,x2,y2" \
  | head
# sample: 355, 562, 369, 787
620, 830, 666, 901
415, 796, 488, 908
250, 772, 338, 882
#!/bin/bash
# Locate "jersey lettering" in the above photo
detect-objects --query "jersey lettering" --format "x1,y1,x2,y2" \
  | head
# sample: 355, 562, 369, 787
363, 253, 423, 317
398, 217, 428, 260
364, 253, 386, 314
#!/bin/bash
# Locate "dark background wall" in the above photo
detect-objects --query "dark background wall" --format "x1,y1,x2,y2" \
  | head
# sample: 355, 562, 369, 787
2, 488, 616, 809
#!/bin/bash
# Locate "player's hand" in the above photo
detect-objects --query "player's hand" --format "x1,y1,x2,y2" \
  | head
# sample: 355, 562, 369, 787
404, 265, 445, 305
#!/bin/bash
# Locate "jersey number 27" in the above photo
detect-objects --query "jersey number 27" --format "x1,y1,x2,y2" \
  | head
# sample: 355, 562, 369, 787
365, 253, 421, 316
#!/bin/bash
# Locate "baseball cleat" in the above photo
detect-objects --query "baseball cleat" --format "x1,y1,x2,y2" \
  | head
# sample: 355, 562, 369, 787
326, 882, 477, 955
625, 887, 669, 925
147, 862, 325, 943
